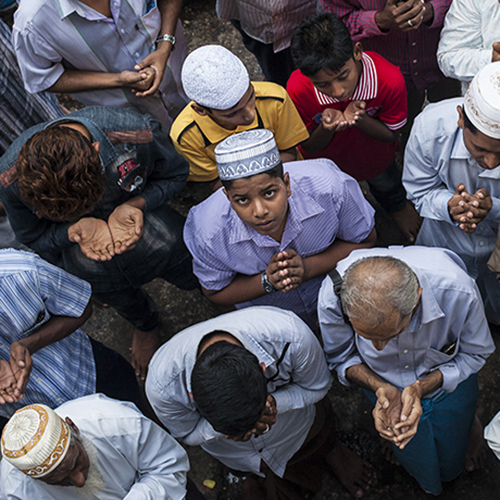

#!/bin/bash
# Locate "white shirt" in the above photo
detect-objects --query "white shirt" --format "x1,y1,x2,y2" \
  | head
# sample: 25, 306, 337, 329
146, 306, 332, 478
485, 411, 500, 460
318, 246, 495, 397
437, 0, 500, 94
0, 394, 190, 500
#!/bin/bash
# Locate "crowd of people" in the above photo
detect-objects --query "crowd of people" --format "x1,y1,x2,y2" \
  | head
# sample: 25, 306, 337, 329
0, 0, 500, 498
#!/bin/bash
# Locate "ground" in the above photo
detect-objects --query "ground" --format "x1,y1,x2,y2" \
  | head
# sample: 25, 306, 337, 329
76, 1, 500, 498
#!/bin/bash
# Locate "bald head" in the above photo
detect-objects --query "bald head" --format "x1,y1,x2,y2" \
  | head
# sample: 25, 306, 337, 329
341, 257, 420, 330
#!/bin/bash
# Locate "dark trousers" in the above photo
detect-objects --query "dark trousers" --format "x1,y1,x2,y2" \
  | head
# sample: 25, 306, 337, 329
367, 161, 408, 214
231, 20, 295, 88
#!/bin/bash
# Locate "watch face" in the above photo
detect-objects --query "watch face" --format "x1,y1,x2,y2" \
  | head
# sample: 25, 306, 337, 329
262, 272, 275, 293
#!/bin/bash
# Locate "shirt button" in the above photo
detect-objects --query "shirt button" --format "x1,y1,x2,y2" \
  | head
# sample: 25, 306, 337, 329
135, 52, 140, 57
413, 59, 418, 64
403, 349, 408, 354
412, 42, 416, 47
120, 28, 125, 34
405, 365, 410, 369
57, 397, 61, 402
0, 343, 4, 349
36, 377, 41, 382
414, 72, 419, 76
479, 241, 485, 247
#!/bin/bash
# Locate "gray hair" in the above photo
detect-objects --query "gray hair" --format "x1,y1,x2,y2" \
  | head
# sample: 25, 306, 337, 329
340, 256, 420, 329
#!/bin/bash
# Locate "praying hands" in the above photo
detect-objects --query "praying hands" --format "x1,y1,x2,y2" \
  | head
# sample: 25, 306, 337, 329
448, 183, 492, 233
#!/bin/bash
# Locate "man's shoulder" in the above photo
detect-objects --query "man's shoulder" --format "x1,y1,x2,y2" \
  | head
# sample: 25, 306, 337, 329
367, 51, 405, 93
186, 190, 233, 239
14, 0, 60, 31
414, 98, 463, 138
0, 249, 40, 278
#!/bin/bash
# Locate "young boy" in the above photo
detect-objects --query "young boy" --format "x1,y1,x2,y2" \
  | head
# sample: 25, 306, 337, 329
170, 45, 309, 189
287, 13, 421, 242
183, 128, 376, 329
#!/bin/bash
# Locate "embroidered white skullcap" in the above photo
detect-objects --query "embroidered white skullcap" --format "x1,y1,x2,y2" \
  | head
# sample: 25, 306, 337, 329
464, 61, 500, 139
215, 129, 281, 181
181, 45, 250, 110
1, 404, 72, 478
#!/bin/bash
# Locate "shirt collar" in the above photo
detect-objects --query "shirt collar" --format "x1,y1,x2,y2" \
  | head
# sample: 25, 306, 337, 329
227, 178, 325, 246
58, 0, 106, 20
314, 52, 378, 105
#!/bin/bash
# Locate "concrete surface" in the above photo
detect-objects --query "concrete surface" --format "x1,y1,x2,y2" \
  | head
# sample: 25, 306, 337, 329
77, 1, 500, 498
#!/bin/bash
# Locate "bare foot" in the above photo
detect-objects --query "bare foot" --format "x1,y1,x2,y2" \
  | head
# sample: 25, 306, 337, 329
326, 442, 372, 498
380, 438, 400, 465
391, 201, 422, 243
464, 415, 488, 472
131, 326, 161, 381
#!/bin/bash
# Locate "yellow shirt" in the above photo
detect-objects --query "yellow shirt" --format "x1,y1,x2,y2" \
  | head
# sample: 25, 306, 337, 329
170, 81, 309, 182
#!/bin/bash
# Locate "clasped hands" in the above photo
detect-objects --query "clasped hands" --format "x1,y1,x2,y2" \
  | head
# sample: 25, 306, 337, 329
226, 395, 277, 442
376, 0, 431, 33
448, 183, 492, 234
321, 101, 366, 135
0, 342, 32, 405
265, 249, 307, 293
373, 383, 423, 449
68, 203, 144, 261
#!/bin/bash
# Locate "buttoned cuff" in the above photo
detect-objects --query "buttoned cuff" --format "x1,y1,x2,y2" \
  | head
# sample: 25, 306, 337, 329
437, 364, 460, 393
336, 356, 364, 387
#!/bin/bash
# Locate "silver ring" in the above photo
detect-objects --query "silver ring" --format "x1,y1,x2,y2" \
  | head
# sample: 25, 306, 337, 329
262, 423, 270, 434
407, 19, 413, 27
268, 407, 273, 415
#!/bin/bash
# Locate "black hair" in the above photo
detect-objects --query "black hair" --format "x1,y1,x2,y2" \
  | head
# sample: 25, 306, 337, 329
221, 161, 284, 190
191, 339, 268, 437
291, 13, 354, 77
462, 106, 478, 134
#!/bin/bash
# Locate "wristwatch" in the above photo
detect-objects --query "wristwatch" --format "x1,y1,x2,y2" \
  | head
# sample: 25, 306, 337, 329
261, 271, 276, 294
155, 34, 176, 50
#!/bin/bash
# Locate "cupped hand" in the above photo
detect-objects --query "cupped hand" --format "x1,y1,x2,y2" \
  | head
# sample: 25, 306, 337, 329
10, 341, 32, 400
68, 218, 115, 261
108, 204, 144, 254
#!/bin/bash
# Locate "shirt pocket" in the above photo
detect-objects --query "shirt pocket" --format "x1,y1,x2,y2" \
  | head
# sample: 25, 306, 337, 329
139, 0, 161, 38
421, 343, 459, 374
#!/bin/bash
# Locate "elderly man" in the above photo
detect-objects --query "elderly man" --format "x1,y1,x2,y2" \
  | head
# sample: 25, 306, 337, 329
146, 307, 372, 499
318, 246, 495, 494
13, 0, 187, 129
403, 62, 500, 324
0, 394, 204, 499
0, 107, 197, 379
437, 0, 500, 95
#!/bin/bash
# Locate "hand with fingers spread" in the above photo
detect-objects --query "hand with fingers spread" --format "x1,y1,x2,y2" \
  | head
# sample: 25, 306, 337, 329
9, 341, 33, 401
68, 217, 115, 261
0, 359, 18, 404
343, 100, 366, 126
373, 384, 404, 443
375, 0, 427, 33
394, 382, 423, 449
108, 204, 144, 254
321, 108, 350, 133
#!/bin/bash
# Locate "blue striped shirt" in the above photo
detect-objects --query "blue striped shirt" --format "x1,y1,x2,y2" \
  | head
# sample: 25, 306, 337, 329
0, 249, 95, 418
184, 159, 375, 329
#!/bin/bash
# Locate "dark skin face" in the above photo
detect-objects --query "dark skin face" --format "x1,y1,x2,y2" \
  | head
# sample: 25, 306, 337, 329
223, 172, 291, 242
308, 43, 363, 102
39, 419, 90, 488
191, 84, 256, 130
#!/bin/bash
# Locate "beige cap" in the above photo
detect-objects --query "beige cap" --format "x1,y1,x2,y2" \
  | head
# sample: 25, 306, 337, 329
1, 404, 71, 478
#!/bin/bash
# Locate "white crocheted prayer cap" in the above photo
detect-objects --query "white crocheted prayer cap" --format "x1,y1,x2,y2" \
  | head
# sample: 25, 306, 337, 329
215, 129, 281, 181
1, 404, 72, 478
181, 45, 250, 110
464, 61, 500, 139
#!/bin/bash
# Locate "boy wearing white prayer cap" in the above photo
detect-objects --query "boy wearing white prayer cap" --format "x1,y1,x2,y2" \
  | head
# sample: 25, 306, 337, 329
170, 45, 309, 189
184, 128, 376, 332
403, 61, 500, 335
0, 394, 205, 500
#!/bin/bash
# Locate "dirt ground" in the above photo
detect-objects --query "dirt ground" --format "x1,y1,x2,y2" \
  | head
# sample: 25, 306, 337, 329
77, 1, 500, 499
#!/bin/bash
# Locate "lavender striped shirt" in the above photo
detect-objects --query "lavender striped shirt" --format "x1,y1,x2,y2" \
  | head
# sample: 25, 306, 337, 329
184, 159, 375, 329
320, 0, 453, 92
0, 250, 95, 418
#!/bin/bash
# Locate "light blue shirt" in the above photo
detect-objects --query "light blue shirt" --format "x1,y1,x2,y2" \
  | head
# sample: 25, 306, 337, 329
146, 306, 333, 478
437, 0, 500, 95
13, 0, 187, 127
318, 246, 495, 397
184, 159, 375, 329
1, 394, 190, 500
0, 249, 95, 418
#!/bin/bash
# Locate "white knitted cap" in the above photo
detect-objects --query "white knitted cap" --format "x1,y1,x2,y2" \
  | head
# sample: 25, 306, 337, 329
181, 45, 250, 110
464, 61, 500, 139
1, 404, 72, 478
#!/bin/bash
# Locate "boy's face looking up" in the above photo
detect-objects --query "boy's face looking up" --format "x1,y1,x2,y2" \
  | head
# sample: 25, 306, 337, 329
223, 171, 291, 242
192, 84, 256, 130
308, 42, 363, 102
